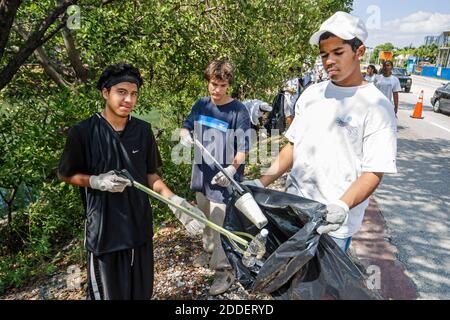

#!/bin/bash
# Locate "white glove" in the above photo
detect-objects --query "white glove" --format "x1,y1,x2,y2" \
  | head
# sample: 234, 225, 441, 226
180, 129, 193, 148
89, 171, 132, 193
169, 195, 206, 236
242, 179, 264, 188
317, 200, 349, 235
211, 165, 237, 187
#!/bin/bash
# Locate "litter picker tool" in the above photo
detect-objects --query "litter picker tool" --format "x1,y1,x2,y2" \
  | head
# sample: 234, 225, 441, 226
114, 169, 267, 261
193, 135, 245, 194
192, 134, 268, 229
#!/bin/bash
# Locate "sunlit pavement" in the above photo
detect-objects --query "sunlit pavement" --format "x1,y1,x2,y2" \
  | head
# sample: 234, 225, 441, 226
352, 75, 450, 300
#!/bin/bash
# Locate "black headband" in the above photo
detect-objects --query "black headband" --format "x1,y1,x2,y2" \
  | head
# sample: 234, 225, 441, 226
101, 74, 141, 90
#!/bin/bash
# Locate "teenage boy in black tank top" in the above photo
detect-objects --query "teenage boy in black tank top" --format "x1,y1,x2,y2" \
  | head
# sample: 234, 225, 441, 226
58, 63, 205, 300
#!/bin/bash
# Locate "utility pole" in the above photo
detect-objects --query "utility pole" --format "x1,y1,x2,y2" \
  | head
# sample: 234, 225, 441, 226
365, 47, 373, 65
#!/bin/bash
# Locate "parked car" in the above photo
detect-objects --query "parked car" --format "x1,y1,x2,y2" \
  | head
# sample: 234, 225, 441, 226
392, 68, 412, 93
431, 82, 450, 114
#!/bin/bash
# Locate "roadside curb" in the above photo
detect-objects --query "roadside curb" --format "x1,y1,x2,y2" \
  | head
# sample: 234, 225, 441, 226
350, 198, 418, 300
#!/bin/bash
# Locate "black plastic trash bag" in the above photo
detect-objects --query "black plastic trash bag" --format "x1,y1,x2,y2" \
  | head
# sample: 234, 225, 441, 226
221, 186, 379, 300
263, 91, 286, 135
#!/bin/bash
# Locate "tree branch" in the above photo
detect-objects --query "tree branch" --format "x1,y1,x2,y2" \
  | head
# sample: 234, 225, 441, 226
0, 0, 22, 61
204, 5, 225, 13
14, 24, 72, 88
56, 0, 89, 82
6, 186, 18, 225
61, 27, 89, 82
0, 0, 76, 91
101, 0, 116, 5
205, 12, 240, 54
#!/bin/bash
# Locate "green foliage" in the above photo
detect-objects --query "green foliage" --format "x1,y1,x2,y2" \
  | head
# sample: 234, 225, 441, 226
370, 42, 438, 66
152, 130, 193, 226
394, 44, 439, 66
0, 236, 61, 294
370, 42, 395, 63
0, 182, 83, 293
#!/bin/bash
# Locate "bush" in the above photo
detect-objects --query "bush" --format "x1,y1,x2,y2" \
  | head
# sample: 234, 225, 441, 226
152, 128, 193, 227
0, 181, 83, 293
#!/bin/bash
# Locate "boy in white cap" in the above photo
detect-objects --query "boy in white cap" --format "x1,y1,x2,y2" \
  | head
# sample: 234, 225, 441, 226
245, 12, 397, 252
243, 99, 272, 129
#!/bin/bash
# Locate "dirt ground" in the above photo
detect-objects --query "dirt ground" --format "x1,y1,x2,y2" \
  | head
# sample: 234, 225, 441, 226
0, 225, 273, 300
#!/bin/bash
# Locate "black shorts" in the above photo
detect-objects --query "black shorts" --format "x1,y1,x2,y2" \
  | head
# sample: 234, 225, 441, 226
87, 240, 153, 300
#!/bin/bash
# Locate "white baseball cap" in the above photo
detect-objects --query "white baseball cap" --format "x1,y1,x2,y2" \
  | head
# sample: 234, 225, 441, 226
309, 11, 368, 45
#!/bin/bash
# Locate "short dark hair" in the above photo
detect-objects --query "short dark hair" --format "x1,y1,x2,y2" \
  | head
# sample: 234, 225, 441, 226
368, 64, 378, 74
318, 32, 364, 53
96, 62, 143, 90
204, 59, 235, 84
383, 60, 393, 67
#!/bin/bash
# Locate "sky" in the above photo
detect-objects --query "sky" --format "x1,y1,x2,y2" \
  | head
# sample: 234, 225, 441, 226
351, 0, 450, 48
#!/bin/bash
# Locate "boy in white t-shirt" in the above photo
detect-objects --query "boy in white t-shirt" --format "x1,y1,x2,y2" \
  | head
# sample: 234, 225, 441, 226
244, 12, 397, 253
374, 60, 401, 115
243, 99, 272, 128
283, 77, 300, 127
364, 64, 378, 83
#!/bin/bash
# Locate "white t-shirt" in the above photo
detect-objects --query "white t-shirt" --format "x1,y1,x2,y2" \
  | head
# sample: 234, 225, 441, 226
283, 78, 300, 117
364, 74, 376, 83
374, 75, 401, 102
285, 81, 397, 239
243, 99, 271, 126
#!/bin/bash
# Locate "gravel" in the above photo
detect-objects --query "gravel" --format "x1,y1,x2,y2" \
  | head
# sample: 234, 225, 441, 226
0, 226, 272, 300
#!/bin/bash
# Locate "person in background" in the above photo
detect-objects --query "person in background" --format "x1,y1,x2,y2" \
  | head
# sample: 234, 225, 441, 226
282, 70, 301, 128
243, 99, 272, 130
365, 64, 378, 83
374, 60, 401, 115
179, 59, 251, 296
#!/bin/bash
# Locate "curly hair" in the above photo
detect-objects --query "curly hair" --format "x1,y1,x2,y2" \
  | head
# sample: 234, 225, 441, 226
96, 62, 143, 90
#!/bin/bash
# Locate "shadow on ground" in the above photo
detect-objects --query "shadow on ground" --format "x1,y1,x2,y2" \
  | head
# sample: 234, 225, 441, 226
372, 137, 450, 299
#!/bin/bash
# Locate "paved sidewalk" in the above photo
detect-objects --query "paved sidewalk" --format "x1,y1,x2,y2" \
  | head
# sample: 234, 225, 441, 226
350, 198, 418, 300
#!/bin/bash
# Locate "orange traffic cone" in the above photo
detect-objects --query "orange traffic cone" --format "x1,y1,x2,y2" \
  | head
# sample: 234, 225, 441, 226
410, 90, 424, 119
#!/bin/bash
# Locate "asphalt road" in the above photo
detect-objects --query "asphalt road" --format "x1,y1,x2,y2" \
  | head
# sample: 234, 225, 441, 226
372, 75, 450, 299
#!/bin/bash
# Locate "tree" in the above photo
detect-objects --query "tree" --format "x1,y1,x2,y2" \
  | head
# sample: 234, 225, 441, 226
415, 43, 438, 64
0, 0, 81, 91
370, 42, 394, 64
392, 43, 439, 67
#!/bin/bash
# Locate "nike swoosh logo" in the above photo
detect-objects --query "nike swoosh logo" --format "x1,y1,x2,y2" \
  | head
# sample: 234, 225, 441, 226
132, 150, 139, 154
